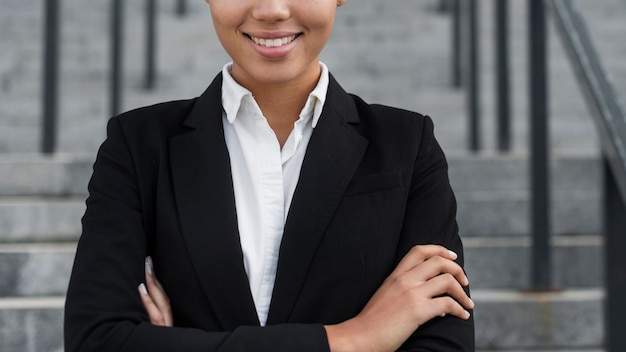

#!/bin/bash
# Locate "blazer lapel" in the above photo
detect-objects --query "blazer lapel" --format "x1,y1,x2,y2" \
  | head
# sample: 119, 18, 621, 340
169, 74, 260, 329
267, 76, 368, 324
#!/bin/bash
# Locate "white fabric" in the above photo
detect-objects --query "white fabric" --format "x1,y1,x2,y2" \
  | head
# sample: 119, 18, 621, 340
220, 62, 329, 325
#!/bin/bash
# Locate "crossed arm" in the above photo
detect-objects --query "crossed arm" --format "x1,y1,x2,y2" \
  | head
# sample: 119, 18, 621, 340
139, 244, 474, 352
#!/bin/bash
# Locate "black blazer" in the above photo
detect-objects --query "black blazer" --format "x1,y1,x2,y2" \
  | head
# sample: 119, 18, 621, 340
64, 74, 474, 351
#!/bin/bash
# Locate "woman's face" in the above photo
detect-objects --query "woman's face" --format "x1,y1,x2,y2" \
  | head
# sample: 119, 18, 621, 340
206, 0, 344, 90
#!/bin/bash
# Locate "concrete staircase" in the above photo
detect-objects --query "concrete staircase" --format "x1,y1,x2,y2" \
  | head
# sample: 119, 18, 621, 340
1, 0, 618, 351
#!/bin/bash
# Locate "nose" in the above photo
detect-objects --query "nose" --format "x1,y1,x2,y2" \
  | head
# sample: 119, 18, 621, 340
251, 0, 290, 22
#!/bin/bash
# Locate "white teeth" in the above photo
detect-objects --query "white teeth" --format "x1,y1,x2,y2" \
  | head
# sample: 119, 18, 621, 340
251, 35, 296, 48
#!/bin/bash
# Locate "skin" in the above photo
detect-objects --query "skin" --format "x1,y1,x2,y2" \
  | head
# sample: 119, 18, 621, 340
206, 0, 345, 147
140, 245, 473, 351
139, 0, 474, 351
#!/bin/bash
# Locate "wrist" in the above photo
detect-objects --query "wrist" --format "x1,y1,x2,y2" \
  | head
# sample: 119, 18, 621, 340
324, 319, 368, 352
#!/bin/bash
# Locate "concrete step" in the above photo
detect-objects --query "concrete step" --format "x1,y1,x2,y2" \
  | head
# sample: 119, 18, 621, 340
0, 297, 64, 352
448, 152, 601, 236
2, 0, 605, 154
0, 235, 602, 298
0, 153, 601, 242
0, 243, 75, 298
0, 197, 84, 243
0, 154, 91, 197
0, 153, 600, 195
473, 289, 603, 350
0, 289, 603, 352
463, 235, 603, 289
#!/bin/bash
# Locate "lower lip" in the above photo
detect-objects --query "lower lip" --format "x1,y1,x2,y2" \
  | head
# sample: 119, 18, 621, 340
248, 36, 299, 59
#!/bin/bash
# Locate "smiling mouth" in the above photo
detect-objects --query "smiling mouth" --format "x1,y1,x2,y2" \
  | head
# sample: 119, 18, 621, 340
247, 34, 299, 48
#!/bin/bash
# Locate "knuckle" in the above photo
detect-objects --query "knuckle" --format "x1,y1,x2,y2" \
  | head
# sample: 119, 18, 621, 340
442, 296, 457, 310
440, 272, 456, 285
409, 245, 423, 256
392, 274, 408, 288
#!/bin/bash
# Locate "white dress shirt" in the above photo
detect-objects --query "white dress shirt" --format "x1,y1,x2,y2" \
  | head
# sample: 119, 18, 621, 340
221, 62, 329, 325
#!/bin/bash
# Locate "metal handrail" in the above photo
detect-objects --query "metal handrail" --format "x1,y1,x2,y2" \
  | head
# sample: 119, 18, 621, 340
548, 1, 626, 351
549, 0, 626, 199
466, 0, 481, 151
145, 0, 158, 90
42, 0, 60, 154
529, 0, 551, 291
111, 0, 124, 117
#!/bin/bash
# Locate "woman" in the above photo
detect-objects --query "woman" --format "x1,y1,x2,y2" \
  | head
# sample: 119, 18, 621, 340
64, 0, 474, 351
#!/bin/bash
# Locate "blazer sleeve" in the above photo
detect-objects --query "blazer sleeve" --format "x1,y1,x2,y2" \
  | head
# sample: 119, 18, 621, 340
396, 116, 475, 351
64, 117, 330, 352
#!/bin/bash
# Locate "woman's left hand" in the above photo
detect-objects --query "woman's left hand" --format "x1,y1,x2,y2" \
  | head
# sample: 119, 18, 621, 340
138, 256, 174, 327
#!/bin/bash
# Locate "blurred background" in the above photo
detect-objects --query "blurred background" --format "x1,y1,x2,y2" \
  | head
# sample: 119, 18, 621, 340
1, 0, 625, 351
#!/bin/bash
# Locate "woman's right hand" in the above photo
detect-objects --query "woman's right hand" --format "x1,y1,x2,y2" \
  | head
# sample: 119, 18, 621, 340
325, 245, 474, 352
138, 256, 174, 327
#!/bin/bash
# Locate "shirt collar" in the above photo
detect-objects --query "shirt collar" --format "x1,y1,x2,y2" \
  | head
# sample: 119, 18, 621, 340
221, 62, 329, 128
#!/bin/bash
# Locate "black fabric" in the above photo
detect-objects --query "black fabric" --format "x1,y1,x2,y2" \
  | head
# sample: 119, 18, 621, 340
64, 74, 474, 351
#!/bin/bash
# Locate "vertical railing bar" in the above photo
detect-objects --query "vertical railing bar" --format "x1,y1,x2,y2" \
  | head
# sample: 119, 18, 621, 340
110, 0, 124, 117
176, 0, 187, 16
467, 0, 481, 151
42, 0, 60, 154
529, 0, 551, 290
451, 0, 462, 88
605, 158, 626, 352
496, 0, 511, 151
145, 0, 157, 90
438, 0, 450, 13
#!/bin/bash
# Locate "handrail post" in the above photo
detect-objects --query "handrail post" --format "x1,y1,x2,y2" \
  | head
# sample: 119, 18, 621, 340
467, 0, 481, 151
42, 0, 61, 154
529, 0, 551, 290
145, 0, 158, 90
451, 0, 462, 88
496, 0, 511, 151
605, 158, 626, 352
110, 0, 124, 117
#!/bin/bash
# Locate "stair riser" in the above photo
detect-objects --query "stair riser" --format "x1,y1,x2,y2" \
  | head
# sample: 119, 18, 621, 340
457, 190, 601, 236
0, 201, 84, 242
0, 303, 63, 352
448, 154, 601, 192
0, 195, 600, 242
0, 238, 602, 297
473, 290, 603, 350
0, 290, 603, 352
464, 239, 604, 289
0, 157, 91, 197
0, 154, 600, 194
0, 248, 75, 297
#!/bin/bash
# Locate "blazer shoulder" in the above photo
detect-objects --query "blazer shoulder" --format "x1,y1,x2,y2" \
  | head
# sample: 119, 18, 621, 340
347, 94, 434, 150
114, 98, 198, 132
349, 94, 432, 133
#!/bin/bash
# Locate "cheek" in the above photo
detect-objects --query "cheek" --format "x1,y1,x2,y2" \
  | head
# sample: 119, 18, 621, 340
303, 11, 336, 43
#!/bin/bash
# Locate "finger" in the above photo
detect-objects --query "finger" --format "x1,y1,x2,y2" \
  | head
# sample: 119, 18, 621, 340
430, 296, 472, 321
422, 273, 475, 310
145, 257, 173, 326
393, 245, 458, 276
411, 255, 469, 286
138, 283, 167, 326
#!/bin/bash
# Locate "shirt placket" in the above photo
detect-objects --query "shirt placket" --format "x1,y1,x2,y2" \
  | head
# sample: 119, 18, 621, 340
256, 115, 285, 325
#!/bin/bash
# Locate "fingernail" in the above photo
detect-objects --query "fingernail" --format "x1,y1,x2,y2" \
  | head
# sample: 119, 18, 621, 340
145, 257, 153, 276
448, 250, 458, 259
465, 310, 471, 319
469, 299, 475, 308
464, 275, 470, 285
139, 283, 148, 295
